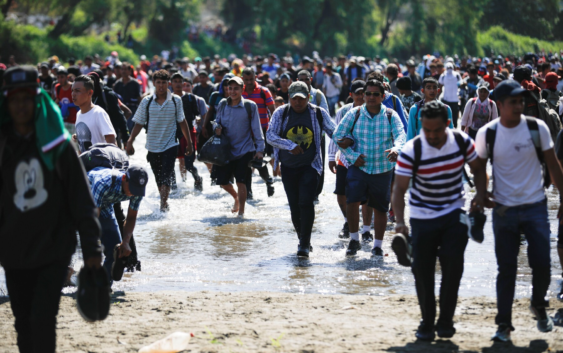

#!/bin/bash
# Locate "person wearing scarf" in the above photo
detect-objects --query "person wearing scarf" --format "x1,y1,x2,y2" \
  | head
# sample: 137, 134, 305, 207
0, 66, 102, 353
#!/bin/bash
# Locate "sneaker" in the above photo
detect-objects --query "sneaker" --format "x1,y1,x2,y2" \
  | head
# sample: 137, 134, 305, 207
388, 209, 396, 223
338, 222, 350, 239
346, 239, 362, 256
267, 184, 275, 197
111, 245, 127, 282
436, 324, 456, 338
371, 247, 383, 257
530, 305, 554, 332
297, 245, 310, 258
361, 231, 373, 242
392, 234, 412, 267
491, 323, 512, 342
468, 211, 486, 243
415, 321, 435, 341
194, 175, 203, 191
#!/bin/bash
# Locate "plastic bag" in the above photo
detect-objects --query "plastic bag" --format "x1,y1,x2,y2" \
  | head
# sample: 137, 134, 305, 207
138, 332, 192, 353
198, 134, 232, 166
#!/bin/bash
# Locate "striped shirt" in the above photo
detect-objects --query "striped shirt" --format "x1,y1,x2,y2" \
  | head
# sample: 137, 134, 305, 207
132, 91, 185, 153
395, 129, 477, 219
242, 84, 274, 129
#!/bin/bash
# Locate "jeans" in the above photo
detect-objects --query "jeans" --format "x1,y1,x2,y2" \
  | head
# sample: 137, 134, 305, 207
410, 209, 468, 327
443, 100, 460, 128
4, 261, 69, 353
492, 199, 551, 326
327, 95, 339, 117
99, 217, 123, 285
281, 164, 319, 247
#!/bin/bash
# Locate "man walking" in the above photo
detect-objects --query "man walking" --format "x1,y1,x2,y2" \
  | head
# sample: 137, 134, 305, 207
127, 70, 194, 211
0, 66, 102, 353
407, 78, 453, 141
322, 63, 342, 117
333, 79, 406, 256
267, 81, 335, 257
392, 101, 487, 341
475, 80, 563, 340
439, 62, 462, 128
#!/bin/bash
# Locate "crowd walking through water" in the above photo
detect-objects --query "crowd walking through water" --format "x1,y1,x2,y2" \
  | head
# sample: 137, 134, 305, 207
1, 49, 563, 351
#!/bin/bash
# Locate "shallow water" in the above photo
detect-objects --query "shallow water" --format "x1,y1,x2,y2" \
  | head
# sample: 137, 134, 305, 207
1, 132, 562, 299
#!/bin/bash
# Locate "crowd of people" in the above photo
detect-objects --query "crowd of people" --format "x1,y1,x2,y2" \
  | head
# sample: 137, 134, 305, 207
1, 48, 563, 351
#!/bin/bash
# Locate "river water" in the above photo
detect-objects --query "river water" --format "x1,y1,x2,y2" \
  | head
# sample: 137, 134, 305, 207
0, 132, 562, 299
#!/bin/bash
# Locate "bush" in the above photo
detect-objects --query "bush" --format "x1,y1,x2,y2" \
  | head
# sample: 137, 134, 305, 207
478, 27, 563, 56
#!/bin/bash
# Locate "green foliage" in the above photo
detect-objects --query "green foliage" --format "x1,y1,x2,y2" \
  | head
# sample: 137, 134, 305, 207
477, 26, 563, 56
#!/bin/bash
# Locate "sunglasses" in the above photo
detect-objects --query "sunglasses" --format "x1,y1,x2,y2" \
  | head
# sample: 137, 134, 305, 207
364, 92, 382, 97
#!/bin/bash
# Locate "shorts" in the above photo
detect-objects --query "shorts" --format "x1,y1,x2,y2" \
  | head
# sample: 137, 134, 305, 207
177, 129, 197, 159
333, 165, 348, 196
215, 152, 254, 186
147, 145, 178, 187
345, 166, 393, 213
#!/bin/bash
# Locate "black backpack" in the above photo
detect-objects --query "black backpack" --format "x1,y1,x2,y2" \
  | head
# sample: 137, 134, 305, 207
485, 116, 550, 188
79, 143, 129, 182
411, 130, 474, 187
144, 95, 182, 141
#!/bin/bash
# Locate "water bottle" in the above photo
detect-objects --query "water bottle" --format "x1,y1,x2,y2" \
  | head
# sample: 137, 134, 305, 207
138, 332, 192, 353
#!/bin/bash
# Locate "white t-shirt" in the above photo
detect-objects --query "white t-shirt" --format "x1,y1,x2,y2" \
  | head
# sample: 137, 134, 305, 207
475, 116, 553, 206
439, 70, 462, 103
75, 105, 116, 153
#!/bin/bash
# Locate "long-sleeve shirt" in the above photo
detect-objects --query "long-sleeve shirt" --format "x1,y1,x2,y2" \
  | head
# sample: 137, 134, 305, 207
328, 103, 356, 168
322, 73, 343, 98
406, 100, 453, 141
215, 98, 265, 158
309, 87, 329, 112
383, 93, 408, 132
88, 168, 143, 219
267, 104, 335, 175
332, 104, 406, 175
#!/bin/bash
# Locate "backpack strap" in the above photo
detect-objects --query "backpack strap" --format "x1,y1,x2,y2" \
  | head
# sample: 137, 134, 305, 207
145, 96, 154, 132
452, 130, 475, 187
315, 106, 324, 130
412, 136, 422, 186
350, 107, 362, 134
414, 100, 424, 132
244, 100, 253, 122
525, 116, 550, 187
485, 120, 498, 163
190, 93, 200, 117
386, 108, 394, 139
392, 95, 397, 112
281, 104, 291, 125
316, 90, 322, 106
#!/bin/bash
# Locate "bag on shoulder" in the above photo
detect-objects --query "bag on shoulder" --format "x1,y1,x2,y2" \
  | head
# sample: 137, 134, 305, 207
79, 143, 129, 172
530, 91, 561, 142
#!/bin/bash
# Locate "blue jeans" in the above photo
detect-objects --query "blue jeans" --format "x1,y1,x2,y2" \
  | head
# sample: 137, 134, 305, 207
327, 95, 339, 117
281, 165, 319, 247
492, 199, 551, 326
99, 217, 123, 285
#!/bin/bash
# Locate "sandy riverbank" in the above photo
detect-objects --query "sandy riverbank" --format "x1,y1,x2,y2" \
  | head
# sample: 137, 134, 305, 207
0, 291, 562, 353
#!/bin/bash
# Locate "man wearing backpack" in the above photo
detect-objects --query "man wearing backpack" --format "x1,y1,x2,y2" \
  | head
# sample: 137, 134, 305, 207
461, 83, 498, 139
333, 79, 406, 257
126, 70, 194, 212
171, 72, 207, 190
0, 66, 102, 353
214, 76, 265, 217
391, 101, 487, 341
242, 67, 276, 198
267, 81, 335, 258
541, 72, 561, 112
406, 78, 454, 141
475, 80, 563, 341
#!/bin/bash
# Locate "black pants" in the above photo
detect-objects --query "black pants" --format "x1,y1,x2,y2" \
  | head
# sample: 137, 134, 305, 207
315, 135, 326, 197
443, 100, 460, 128
5, 261, 69, 353
281, 164, 319, 247
410, 209, 468, 327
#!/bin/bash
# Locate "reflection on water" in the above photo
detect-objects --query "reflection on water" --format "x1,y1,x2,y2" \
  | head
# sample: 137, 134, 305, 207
0, 133, 561, 299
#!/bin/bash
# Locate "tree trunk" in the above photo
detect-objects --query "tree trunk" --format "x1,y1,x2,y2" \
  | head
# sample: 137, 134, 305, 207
379, 7, 399, 46
1, 0, 14, 17
47, 0, 83, 39
122, 18, 133, 43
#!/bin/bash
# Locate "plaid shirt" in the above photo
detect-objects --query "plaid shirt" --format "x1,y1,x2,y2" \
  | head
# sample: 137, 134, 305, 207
267, 104, 335, 175
88, 168, 143, 219
328, 103, 356, 168
332, 104, 406, 175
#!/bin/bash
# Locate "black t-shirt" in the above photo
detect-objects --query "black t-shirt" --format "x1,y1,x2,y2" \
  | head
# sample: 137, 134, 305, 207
279, 108, 316, 168
193, 82, 214, 104
113, 78, 141, 114
181, 93, 200, 129
277, 88, 289, 103
39, 75, 54, 92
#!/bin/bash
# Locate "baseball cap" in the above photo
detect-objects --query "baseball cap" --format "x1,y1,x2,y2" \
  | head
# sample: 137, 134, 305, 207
227, 76, 244, 87
297, 69, 312, 78
406, 60, 416, 67
545, 72, 559, 84
302, 56, 313, 63
126, 165, 149, 197
140, 55, 147, 60
280, 72, 291, 80
396, 76, 412, 91
494, 79, 528, 100
40, 62, 49, 69
288, 81, 309, 99
445, 62, 454, 70
198, 70, 208, 76
350, 80, 366, 93
57, 67, 68, 75
477, 82, 490, 92
2, 66, 39, 90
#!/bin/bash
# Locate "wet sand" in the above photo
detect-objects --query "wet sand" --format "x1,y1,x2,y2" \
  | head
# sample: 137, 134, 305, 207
1, 291, 562, 352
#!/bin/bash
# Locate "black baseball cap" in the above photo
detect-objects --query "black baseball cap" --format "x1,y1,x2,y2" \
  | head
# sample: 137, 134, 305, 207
126, 165, 149, 197
2, 66, 39, 90
350, 80, 366, 93
493, 80, 528, 101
